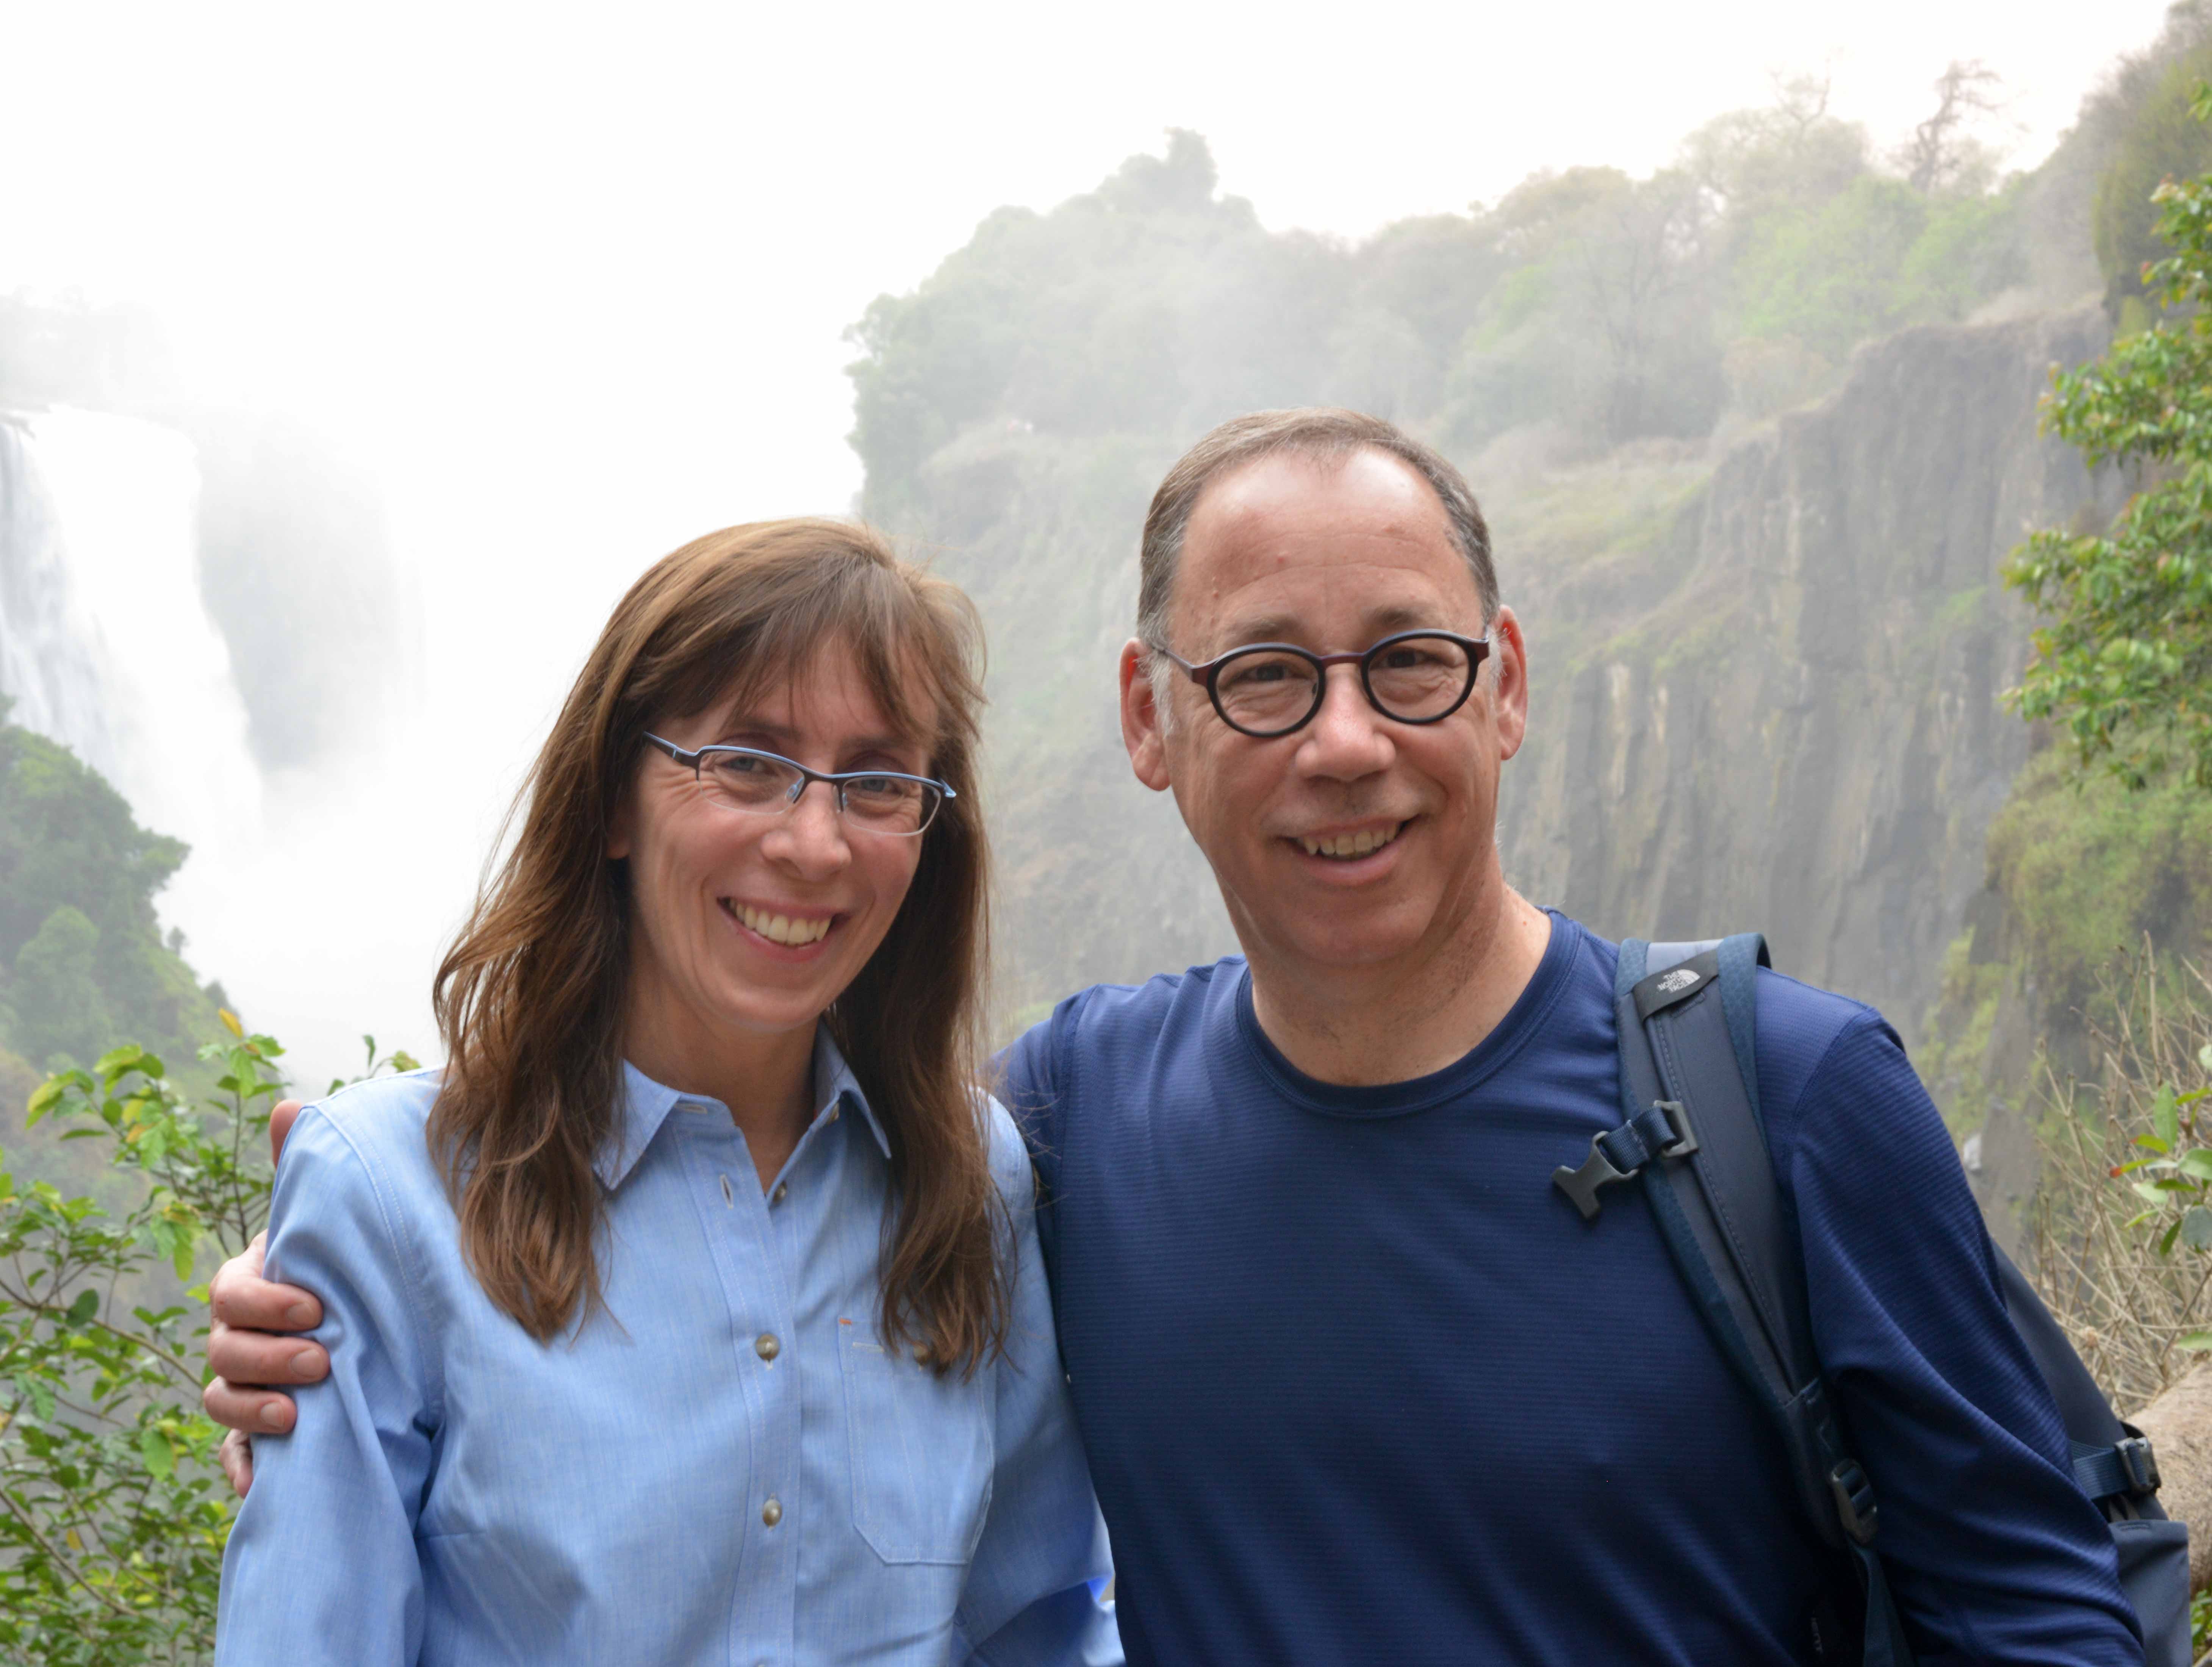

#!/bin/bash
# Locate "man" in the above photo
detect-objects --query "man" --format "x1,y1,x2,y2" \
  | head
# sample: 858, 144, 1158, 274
206, 410, 2143, 1663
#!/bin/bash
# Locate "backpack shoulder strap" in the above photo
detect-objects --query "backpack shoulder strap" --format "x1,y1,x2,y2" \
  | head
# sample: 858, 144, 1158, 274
1557, 934, 1915, 1666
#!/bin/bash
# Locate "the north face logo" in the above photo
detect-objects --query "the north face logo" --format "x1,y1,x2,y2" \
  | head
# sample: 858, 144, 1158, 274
1656, 968, 1700, 994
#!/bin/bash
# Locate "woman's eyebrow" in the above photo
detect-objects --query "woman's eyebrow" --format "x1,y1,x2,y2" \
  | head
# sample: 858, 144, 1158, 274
713, 719, 925, 758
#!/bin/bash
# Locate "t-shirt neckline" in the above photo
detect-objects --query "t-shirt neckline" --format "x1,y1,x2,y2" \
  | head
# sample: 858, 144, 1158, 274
1230, 910, 1582, 1120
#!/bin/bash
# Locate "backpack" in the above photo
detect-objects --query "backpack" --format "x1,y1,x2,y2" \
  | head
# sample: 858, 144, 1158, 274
1551, 934, 2192, 1667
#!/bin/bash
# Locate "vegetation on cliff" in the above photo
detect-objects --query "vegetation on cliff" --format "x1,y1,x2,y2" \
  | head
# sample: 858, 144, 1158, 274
2008, 87, 2212, 792
0, 705, 230, 1162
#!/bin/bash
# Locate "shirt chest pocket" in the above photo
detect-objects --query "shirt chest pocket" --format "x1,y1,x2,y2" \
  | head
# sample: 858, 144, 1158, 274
838, 1320, 996, 1565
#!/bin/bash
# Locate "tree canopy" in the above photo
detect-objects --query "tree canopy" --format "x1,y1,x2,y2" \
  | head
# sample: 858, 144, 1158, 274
848, 71, 2041, 521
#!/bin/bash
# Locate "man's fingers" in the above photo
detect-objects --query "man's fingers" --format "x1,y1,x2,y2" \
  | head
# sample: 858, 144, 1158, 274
207, 1325, 328, 1388
209, 1240, 322, 1332
269, 1099, 303, 1166
204, 1375, 299, 1436
219, 1428, 255, 1499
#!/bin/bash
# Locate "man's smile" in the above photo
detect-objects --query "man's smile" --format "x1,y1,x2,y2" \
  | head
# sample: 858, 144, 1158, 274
1294, 819, 1409, 860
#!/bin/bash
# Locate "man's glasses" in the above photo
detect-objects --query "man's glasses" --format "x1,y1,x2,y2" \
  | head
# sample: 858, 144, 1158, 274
1151, 629, 1490, 739
643, 736, 954, 836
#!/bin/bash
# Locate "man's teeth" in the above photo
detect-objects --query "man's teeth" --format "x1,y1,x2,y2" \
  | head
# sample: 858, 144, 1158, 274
1299, 823, 1405, 860
732, 903, 832, 946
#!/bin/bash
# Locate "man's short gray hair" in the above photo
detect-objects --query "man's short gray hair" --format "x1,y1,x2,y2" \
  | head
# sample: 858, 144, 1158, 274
1135, 408, 1497, 657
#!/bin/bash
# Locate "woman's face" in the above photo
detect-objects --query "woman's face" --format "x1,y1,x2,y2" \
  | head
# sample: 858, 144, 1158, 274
609, 641, 936, 1055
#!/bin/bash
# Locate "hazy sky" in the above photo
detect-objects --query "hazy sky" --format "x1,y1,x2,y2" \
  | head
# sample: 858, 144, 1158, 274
0, 0, 2184, 1077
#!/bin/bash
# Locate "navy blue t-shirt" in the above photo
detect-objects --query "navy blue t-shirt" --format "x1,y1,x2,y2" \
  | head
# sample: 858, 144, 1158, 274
1003, 913, 2140, 1667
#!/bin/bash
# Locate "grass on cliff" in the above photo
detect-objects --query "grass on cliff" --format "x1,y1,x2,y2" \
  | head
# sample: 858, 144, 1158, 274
2021, 943, 2212, 1412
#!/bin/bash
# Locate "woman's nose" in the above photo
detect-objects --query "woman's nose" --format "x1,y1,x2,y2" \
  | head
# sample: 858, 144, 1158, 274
766, 780, 853, 872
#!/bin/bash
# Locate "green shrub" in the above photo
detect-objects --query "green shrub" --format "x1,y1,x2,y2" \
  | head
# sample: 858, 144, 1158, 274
0, 1023, 282, 1664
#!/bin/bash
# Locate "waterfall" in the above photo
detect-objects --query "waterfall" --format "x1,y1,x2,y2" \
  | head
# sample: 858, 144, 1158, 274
0, 407, 263, 881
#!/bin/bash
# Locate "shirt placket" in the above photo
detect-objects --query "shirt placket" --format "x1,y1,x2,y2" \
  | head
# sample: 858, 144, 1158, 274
684, 1105, 803, 1667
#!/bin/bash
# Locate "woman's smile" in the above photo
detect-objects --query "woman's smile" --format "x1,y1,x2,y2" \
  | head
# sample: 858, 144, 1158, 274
721, 896, 839, 951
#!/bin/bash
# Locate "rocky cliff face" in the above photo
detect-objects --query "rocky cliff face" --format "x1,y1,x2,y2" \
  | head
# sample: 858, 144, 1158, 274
1495, 305, 2123, 1043
900, 307, 2120, 1041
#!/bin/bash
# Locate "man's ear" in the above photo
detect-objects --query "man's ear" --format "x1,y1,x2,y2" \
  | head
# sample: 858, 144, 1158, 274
1119, 639, 1173, 793
1488, 605, 1530, 762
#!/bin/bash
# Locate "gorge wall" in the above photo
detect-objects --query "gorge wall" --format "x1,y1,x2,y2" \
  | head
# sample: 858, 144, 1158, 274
1495, 303, 2123, 1044
904, 304, 2121, 1040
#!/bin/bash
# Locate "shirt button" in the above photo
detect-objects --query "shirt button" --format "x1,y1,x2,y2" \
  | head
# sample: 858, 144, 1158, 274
771, 1182, 788, 1205
755, 1332, 780, 1362
761, 1497, 783, 1528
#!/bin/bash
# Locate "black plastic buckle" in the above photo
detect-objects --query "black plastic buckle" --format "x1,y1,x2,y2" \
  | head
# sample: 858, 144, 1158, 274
1828, 1459, 1879, 1547
1553, 1101, 1696, 1222
2115, 1434, 2162, 1495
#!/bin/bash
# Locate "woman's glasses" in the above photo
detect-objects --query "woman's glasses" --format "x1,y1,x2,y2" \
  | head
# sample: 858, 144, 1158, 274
1150, 629, 1490, 739
643, 736, 954, 836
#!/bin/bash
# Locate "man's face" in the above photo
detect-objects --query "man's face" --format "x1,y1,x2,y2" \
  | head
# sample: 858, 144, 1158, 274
1120, 448, 1528, 980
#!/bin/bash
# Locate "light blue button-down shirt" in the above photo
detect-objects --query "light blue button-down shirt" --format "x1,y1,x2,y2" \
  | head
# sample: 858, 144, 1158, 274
214, 1032, 1119, 1665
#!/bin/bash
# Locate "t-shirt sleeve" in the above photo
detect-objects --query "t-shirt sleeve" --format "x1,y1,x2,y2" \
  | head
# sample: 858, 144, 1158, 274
1782, 1012, 2143, 1664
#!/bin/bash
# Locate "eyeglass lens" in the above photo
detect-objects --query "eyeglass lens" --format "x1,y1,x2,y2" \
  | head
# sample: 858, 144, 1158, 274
1212, 635, 1474, 735
697, 751, 941, 834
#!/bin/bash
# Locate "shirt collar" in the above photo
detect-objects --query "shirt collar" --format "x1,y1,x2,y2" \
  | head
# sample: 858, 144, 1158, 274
596, 1025, 890, 1191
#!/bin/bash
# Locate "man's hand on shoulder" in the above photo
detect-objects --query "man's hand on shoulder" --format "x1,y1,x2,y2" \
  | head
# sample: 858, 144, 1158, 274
203, 1098, 329, 1497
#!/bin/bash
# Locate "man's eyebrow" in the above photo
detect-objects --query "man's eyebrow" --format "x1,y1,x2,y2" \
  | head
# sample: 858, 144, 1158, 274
1212, 602, 1463, 649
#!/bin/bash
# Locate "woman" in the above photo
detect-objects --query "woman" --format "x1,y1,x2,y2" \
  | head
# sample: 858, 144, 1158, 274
214, 521, 1117, 1664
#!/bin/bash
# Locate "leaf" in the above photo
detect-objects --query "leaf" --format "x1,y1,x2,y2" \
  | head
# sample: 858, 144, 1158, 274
2163, 1217, 2185, 1256
66, 1289, 98, 1326
93, 1044, 144, 1078
2179, 1331, 2212, 1352
2156, 1085, 2181, 1151
2176, 1148, 2212, 1182
2181, 1207, 2212, 1250
2135, 1134, 2172, 1154
392, 1051, 421, 1073
24, 1078, 63, 1126
219, 1009, 244, 1038
171, 1235, 195, 1283
138, 1426, 174, 1480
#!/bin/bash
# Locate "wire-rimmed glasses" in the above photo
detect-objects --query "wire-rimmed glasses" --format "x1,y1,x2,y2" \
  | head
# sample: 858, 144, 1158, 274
643, 735, 954, 836
1151, 629, 1490, 738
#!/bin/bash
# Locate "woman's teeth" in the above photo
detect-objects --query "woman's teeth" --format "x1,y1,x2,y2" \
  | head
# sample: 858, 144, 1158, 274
1299, 822, 1405, 860
731, 902, 832, 946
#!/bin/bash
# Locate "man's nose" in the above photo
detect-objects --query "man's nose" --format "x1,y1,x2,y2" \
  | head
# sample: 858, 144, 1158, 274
1295, 665, 1394, 779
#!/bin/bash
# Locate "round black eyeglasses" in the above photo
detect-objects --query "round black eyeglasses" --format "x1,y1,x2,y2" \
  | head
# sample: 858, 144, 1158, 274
643, 736, 954, 836
1151, 629, 1490, 739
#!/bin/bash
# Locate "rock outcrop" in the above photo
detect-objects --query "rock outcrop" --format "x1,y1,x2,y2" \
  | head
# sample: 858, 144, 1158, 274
1495, 305, 2124, 1043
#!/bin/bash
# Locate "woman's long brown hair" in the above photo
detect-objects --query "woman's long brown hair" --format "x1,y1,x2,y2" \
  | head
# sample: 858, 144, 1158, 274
429, 519, 1005, 1372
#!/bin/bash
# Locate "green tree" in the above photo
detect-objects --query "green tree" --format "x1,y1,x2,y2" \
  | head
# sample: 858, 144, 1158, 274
2005, 86, 2212, 791
0, 709, 228, 1102
2093, 47, 2212, 322
13, 907, 111, 1069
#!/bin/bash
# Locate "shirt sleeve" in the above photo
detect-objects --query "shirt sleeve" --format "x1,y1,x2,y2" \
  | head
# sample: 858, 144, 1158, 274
951, 1100, 1121, 1667
1782, 1012, 2143, 1666
214, 1106, 440, 1667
